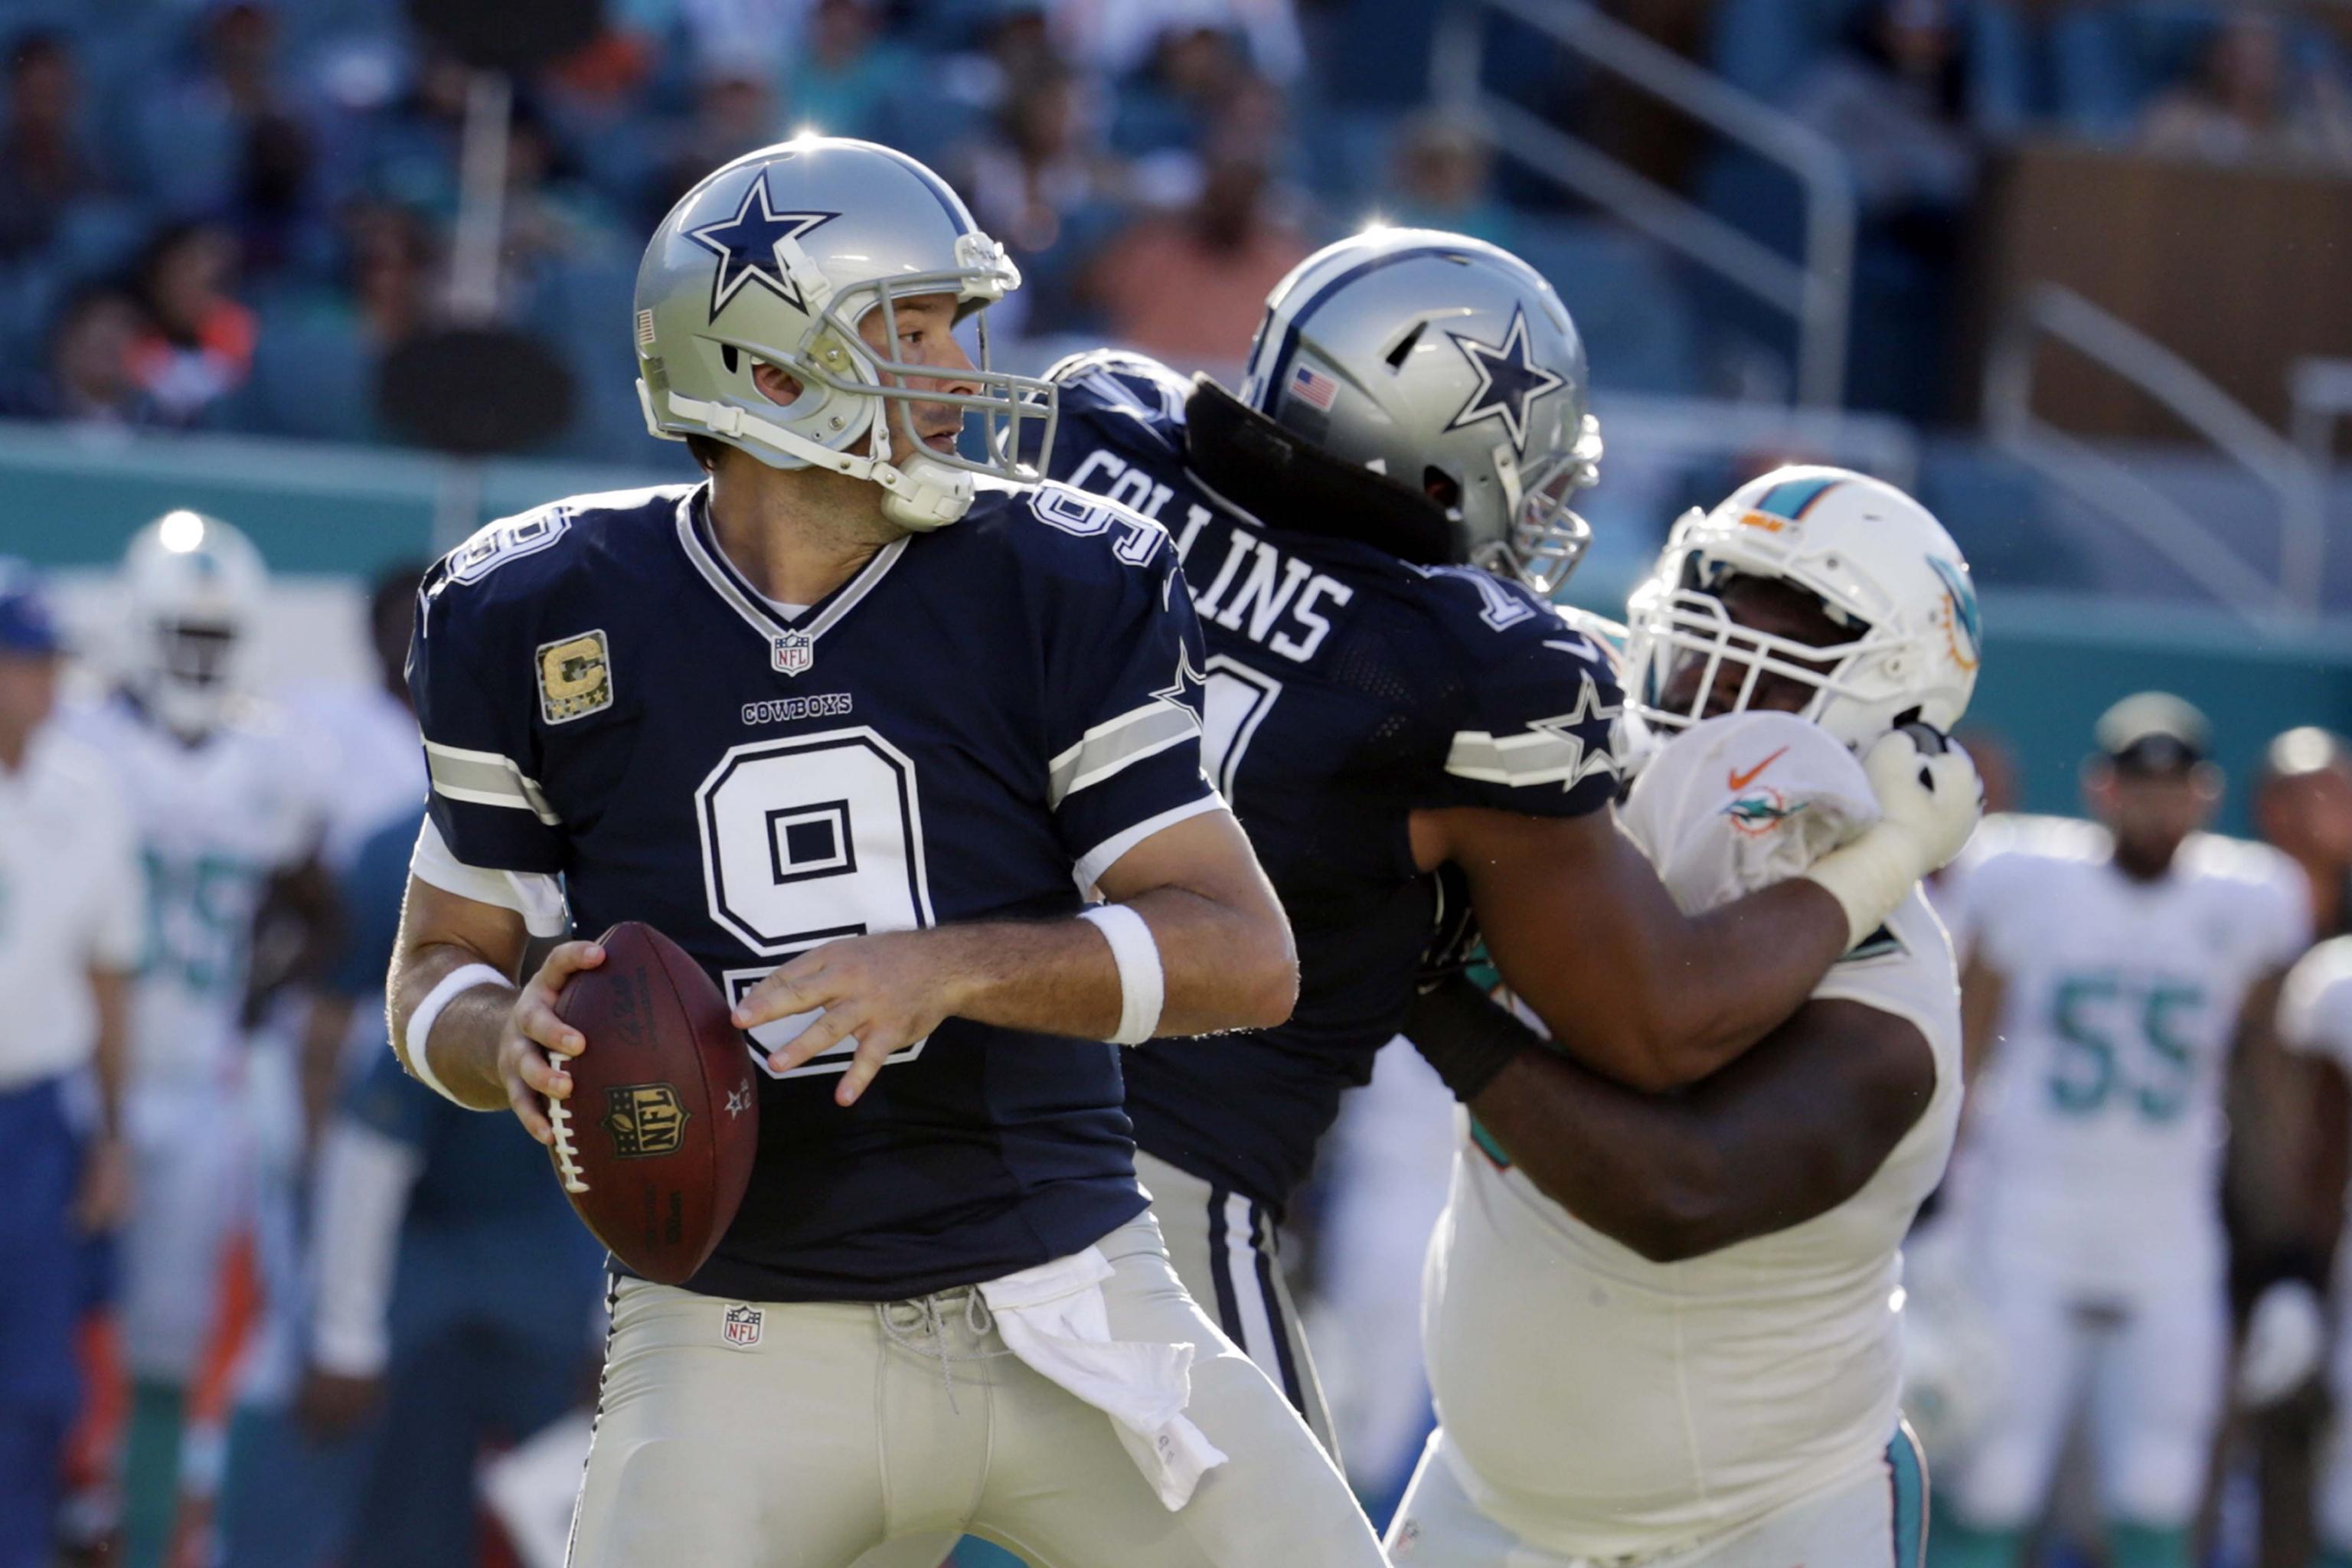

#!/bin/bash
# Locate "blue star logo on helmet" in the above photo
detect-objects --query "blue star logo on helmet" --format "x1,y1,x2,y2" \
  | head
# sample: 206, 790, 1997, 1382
1444, 305, 1564, 456
1926, 554, 1981, 668
684, 171, 839, 321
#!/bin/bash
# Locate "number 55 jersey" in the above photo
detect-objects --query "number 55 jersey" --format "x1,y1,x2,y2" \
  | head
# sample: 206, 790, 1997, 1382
408, 480, 1217, 1305
1940, 815, 2310, 1297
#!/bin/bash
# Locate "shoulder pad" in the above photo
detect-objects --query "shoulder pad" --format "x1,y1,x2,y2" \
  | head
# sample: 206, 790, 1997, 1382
1622, 711, 1877, 912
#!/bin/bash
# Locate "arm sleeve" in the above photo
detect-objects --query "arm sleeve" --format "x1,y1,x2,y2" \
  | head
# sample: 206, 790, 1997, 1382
409, 569, 567, 875
1042, 526, 1219, 887
1420, 586, 1622, 822
2260, 858, 2318, 970
306, 1116, 423, 1377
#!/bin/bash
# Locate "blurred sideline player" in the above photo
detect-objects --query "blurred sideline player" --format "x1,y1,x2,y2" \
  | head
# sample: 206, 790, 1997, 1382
215, 808, 604, 1568
0, 564, 140, 1568
1387, 468, 1978, 1566
394, 137, 1390, 1566
1931, 695, 2312, 1568
2280, 933, 2352, 1568
60, 513, 339, 1568
1026, 234, 1982, 1465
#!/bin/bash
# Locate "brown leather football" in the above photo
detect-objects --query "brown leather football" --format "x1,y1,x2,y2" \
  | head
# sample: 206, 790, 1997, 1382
547, 921, 760, 1284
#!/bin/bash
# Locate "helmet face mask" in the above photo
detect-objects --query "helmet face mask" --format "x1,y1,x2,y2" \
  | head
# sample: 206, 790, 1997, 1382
635, 139, 1057, 530
1624, 468, 1978, 753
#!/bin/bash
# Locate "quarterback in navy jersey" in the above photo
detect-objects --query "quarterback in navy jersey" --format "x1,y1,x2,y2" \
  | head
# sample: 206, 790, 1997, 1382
1031, 230, 1988, 1452
387, 139, 1389, 1568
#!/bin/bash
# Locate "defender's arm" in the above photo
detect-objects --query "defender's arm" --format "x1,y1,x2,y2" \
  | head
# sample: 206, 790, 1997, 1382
1410, 975, 1936, 1262
1416, 805, 1851, 1093
737, 807, 1296, 1105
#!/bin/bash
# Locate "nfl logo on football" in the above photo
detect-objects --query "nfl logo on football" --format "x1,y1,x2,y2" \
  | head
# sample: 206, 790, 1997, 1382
722, 1303, 763, 1350
772, 630, 814, 676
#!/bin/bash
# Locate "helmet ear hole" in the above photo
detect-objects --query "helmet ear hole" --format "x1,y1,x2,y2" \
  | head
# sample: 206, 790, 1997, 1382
1423, 466, 1461, 508
720, 344, 740, 377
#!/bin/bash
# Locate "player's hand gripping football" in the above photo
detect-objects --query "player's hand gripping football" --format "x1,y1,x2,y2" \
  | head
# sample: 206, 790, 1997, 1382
1803, 725, 1984, 949
733, 931, 970, 1108
498, 939, 606, 1145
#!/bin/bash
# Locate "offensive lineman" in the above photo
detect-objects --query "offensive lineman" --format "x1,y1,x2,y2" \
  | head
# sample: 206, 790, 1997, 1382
60, 513, 337, 1568
1931, 695, 2311, 1568
387, 138, 1389, 1566
1031, 235, 1983, 1441
1387, 468, 1979, 1566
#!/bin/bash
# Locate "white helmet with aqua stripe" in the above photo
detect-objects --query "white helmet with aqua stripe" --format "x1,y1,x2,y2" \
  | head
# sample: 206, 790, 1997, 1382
1624, 465, 1981, 752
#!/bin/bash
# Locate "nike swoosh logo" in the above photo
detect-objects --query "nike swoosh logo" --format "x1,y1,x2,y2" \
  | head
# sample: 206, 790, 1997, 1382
1728, 746, 1790, 791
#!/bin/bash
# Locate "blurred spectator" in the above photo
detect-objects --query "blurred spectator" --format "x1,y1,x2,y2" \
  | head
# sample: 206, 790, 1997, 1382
126, 221, 256, 426
1086, 134, 1310, 368
654, 65, 783, 221
0, 30, 108, 264
1110, 22, 1253, 158
2258, 727, 2352, 937
2141, 13, 2352, 168
1787, 0, 1977, 421
1387, 110, 1514, 247
952, 61, 1122, 335
134, 2, 309, 223
0, 288, 164, 428
360, 47, 472, 220
499, 102, 627, 284
229, 203, 436, 443
783, 0, 911, 142
1061, 0, 1305, 86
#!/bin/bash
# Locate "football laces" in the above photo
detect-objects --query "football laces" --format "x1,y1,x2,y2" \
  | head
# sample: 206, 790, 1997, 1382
548, 1098, 590, 1194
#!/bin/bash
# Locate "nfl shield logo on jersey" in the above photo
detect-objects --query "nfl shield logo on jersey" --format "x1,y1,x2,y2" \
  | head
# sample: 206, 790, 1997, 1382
721, 1304, 763, 1350
772, 629, 814, 676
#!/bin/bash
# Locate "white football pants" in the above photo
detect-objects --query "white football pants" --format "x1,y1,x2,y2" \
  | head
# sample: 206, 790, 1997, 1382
566, 1212, 1385, 1568
2312, 1278, 2352, 1552
1941, 1264, 2226, 1531
120, 1079, 253, 1383
1386, 1425, 1929, 1567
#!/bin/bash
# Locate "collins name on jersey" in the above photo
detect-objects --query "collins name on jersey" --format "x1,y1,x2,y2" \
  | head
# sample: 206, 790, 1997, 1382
410, 480, 1216, 1303
1031, 349, 1622, 1210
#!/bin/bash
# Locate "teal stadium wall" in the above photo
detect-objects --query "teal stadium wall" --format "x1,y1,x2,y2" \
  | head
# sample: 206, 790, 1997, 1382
8, 420, 2347, 837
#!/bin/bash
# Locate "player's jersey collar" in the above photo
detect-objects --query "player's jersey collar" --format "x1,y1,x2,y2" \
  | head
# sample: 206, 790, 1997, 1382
675, 486, 907, 663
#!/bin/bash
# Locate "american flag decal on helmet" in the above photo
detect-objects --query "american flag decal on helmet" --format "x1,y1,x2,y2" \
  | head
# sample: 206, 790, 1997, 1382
1291, 364, 1338, 412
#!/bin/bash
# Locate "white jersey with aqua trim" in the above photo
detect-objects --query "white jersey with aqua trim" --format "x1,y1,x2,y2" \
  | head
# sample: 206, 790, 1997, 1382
1944, 815, 2309, 1297
1419, 711, 1963, 1563
61, 695, 330, 1087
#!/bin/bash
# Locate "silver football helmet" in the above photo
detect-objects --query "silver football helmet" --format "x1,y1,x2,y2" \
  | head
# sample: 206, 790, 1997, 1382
1237, 227, 1601, 594
634, 136, 1057, 530
1624, 466, 1980, 752
122, 508, 267, 740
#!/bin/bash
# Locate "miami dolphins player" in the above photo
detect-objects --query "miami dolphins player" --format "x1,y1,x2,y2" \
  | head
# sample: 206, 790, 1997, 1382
1032, 237, 1984, 1448
1929, 695, 2310, 1568
390, 137, 1392, 1566
1387, 467, 1981, 1568
61, 512, 338, 1568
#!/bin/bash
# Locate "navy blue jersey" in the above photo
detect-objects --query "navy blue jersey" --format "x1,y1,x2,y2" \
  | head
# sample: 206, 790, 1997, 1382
1031, 351, 1622, 1210
408, 480, 1215, 1302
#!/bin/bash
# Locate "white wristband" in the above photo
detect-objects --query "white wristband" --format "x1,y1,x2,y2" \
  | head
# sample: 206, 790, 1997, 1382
403, 962, 513, 1104
1080, 903, 1165, 1046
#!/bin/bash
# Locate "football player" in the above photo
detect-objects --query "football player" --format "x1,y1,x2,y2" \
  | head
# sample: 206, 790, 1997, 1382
1382, 469, 1977, 1566
2279, 934, 2352, 1568
1929, 695, 2311, 1568
60, 512, 338, 1568
387, 137, 1390, 1566
1029, 235, 1982, 1447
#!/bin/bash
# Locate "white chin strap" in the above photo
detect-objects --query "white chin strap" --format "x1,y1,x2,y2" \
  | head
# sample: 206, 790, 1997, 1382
643, 381, 973, 531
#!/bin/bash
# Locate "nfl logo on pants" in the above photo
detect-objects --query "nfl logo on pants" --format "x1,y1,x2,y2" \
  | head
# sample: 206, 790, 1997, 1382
722, 1304, 763, 1349
772, 631, 813, 676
